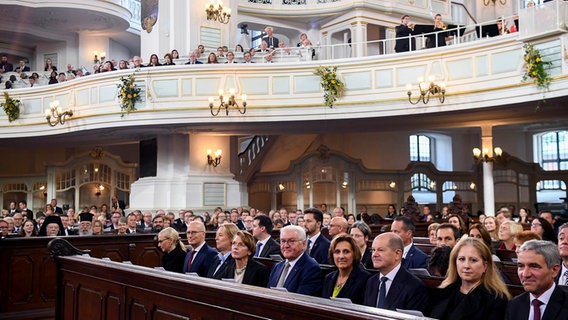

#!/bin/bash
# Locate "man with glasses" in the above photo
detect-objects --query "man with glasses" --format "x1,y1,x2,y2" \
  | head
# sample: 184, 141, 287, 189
11, 212, 23, 233
182, 221, 218, 276
267, 225, 322, 296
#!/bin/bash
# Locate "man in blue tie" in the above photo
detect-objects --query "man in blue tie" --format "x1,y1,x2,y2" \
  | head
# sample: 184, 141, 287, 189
363, 233, 428, 311
267, 225, 322, 296
252, 215, 281, 258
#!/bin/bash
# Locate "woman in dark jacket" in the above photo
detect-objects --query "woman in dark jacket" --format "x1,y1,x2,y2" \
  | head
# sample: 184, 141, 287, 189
321, 233, 371, 304
222, 230, 269, 287
427, 238, 511, 320
158, 227, 187, 273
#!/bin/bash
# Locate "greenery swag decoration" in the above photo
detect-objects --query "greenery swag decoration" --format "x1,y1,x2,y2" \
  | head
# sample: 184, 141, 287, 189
117, 73, 142, 115
314, 66, 345, 108
1, 92, 20, 122
522, 43, 552, 91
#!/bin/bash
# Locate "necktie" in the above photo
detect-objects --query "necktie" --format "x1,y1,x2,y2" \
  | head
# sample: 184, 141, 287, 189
276, 262, 290, 287
564, 270, 568, 286
255, 242, 262, 257
186, 250, 196, 272
307, 239, 312, 254
214, 253, 225, 274
532, 299, 543, 320
376, 276, 388, 308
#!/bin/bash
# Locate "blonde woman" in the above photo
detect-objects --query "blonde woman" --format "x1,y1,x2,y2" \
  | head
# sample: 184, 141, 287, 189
498, 220, 523, 250
428, 238, 511, 319
483, 216, 499, 241
157, 227, 187, 273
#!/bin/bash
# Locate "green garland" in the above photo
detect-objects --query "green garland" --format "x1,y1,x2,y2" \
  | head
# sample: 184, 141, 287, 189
117, 73, 142, 115
314, 66, 345, 108
1, 92, 20, 122
522, 43, 552, 91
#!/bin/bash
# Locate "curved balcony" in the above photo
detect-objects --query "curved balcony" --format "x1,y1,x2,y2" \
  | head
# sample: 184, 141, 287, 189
238, 0, 451, 19
0, 32, 567, 140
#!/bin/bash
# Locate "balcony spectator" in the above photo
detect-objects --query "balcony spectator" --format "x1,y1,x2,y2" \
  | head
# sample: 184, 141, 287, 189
44, 58, 57, 72
147, 54, 161, 67
118, 60, 129, 70
197, 44, 205, 58
163, 53, 175, 65
0, 55, 13, 73
47, 70, 59, 84
235, 44, 244, 52
262, 26, 279, 49
226, 51, 237, 64
171, 49, 180, 59
132, 56, 144, 68
14, 59, 30, 73
185, 51, 202, 65
57, 72, 66, 83
206, 52, 219, 64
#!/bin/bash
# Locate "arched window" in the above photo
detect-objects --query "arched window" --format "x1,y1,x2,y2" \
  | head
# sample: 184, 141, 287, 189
409, 135, 431, 162
539, 131, 568, 189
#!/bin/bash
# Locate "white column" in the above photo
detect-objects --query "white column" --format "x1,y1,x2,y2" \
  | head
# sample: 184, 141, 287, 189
481, 125, 496, 216
350, 21, 368, 58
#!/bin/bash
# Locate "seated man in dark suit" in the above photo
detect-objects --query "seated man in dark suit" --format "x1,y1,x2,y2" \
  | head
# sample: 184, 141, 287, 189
304, 208, 331, 264
267, 225, 322, 296
390, 216, 428, 269
505, 240, 568, 320
363, 233, 429, 312
252, 215, 281, 258
182, 221, 218, 277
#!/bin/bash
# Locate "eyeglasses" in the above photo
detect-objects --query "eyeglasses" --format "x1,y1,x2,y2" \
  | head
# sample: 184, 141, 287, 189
280, 239, 301, 245
158, 238, 170, 244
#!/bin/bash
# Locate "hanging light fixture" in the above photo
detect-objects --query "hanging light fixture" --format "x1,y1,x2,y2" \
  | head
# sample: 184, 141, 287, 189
205, 0, 231, 24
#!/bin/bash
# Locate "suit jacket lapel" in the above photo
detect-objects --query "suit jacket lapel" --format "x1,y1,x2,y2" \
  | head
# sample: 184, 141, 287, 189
543, 286, 564, 320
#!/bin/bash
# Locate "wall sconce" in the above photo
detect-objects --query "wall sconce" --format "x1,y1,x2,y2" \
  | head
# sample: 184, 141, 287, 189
206, 0, 231, 24
207, 149, 222, 167
95, 184, 104, 196
389, 181, 397, 189
406, 76, 446, 105
472, 147, 503, 163
278, 183, 285, 191
93, 50, 106, 64
209, 89, 247, 116
46, 100, 73, 126
483, 0, 506, 6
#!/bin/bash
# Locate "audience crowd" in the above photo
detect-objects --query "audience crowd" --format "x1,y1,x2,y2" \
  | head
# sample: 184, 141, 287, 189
3, 192, 568, 318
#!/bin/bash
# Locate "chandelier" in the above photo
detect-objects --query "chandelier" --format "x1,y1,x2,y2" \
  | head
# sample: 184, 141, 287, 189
206, 0, 231, 24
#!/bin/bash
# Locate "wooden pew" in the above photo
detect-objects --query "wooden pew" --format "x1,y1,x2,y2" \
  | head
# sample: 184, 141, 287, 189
0, 234, 162, 320
52, 248, 418, 320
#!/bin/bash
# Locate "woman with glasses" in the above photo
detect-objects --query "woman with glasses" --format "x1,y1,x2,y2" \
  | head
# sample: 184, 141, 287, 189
349, 221, 373, 269
531, 217, 557, 243
321, 233, 371, 304
157, 227, 187, 273
220, 230, 269, 287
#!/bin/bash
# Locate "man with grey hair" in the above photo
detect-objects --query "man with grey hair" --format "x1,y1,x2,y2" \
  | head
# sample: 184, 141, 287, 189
557, 223, 568, 286
505, 240, 568, 320
364, 233, 428, 311
78, 220, 93, 236
267, 225, 322, 296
